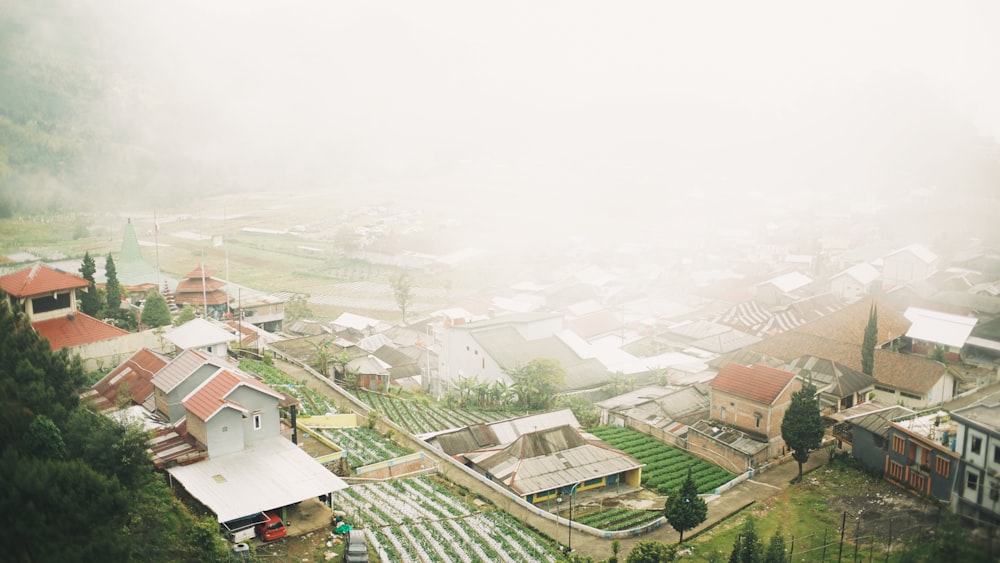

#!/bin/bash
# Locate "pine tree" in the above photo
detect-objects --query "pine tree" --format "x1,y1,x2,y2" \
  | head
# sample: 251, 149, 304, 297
663, 469, 708, 543
728, 518, 764, 563
104, 253, 122, 314
78, 251, 101, 316
781, 379, 825, 480
861, 303, 877, 375
764, 529, 787, 563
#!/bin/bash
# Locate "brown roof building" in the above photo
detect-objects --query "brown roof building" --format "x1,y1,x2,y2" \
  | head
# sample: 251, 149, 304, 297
174, 265, 229, 314
708, 362, 802, 458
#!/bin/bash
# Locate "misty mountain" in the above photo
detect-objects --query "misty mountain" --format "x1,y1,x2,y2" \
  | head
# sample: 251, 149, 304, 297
1, 1, 999, 220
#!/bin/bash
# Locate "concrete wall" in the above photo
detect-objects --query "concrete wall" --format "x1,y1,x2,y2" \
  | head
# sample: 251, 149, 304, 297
75, 329, 173, 372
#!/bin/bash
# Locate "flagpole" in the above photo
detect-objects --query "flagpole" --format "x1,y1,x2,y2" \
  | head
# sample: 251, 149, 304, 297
153, 211, 161, 289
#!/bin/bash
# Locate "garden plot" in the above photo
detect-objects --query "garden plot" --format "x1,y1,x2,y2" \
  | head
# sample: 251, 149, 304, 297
332, 477, 560, 563
319, 426, 412, 468
240, 359, 338, 416
356, 390, 517, 435
588, 426, 737, 494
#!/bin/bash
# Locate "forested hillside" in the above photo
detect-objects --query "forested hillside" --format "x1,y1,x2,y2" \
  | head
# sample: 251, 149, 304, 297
0, 297, 230, 561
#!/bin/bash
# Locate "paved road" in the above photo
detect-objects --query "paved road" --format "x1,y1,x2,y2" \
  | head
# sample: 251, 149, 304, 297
276, 356, 829, 560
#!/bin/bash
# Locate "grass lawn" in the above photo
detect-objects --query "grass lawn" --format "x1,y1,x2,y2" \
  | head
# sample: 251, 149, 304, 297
681, 456, 941, 562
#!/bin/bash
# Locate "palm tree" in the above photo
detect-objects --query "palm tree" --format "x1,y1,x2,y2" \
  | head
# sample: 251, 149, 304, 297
309, 339, 333, 376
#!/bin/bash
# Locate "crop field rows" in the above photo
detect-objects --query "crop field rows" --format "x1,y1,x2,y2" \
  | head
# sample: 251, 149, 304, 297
356, 390, 518, 435
588, 426, 737, 495
573, 507, 662, 531
332, 477, 559, 562
239, 359, 339, 416
319, 426, 413, 468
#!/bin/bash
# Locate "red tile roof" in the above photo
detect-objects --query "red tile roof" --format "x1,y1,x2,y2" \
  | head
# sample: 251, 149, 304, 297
796, 297, 910, 347
710, 362, 798, 405
741, 331, 946, 395
0, 263, 89, 297
85, 348, 169, 411
182, 369, 283, 422
32, 312, 130, 351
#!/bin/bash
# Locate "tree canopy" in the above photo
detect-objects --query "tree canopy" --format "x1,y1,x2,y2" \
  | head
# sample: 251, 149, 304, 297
140, 290, 171, 328
0, 294, 229, 560
626, 540, 677, 563
505, 358, 565, 411
663, 469, 708, 543
780, 379, 825, 480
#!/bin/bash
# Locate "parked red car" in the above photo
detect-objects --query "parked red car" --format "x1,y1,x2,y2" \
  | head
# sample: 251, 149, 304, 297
255, 512, 287, 542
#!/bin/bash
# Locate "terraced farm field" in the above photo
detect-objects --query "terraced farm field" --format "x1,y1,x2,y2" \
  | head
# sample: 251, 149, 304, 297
588, 426, 737, 494
319, 426, 413, 468
355, 389, 519, 435
239, 359, 339, 416
332, 476, 560, 562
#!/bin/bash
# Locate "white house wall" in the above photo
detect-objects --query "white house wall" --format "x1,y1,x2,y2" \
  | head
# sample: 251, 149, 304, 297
439, 330, 507, 387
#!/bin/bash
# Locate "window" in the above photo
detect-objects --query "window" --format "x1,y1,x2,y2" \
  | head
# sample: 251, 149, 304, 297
754, 413, 762, 429
221, 426, 228, 433
935, 457, 950, 477
875, 385, 895, 394
968, 472, 980, 492
900, 391, 922, 401
972, 436, 983, 455
887, 461, 905, 480
891, 435, 906, 455
991, 481, 1000, 502
993, 445, 1000, 464
253, 413, 262, 431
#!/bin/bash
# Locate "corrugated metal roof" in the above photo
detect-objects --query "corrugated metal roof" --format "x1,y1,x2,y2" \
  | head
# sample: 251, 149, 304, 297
166, 437, 348, 522
688, 420, 768, 456
475, 426, 644, 496
152, 349, 212, 393
87, 347, 170, 410
166, 318, 237, 350
904, 307, 977, 348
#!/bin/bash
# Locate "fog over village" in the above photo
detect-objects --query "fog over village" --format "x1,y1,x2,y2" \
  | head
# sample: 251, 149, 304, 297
4, 2, 1000, 562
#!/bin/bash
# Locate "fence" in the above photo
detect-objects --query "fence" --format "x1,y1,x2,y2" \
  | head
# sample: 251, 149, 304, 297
754, 507, 998, 562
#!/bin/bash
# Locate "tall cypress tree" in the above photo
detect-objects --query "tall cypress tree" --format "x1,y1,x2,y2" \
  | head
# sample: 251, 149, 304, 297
104, 253, 121, 314
78, 252, 101, 316
861, 303, 878, 375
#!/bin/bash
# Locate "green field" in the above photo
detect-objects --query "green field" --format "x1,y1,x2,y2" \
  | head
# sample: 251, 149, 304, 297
586, 426, 737, 494
356, 389, 520, 435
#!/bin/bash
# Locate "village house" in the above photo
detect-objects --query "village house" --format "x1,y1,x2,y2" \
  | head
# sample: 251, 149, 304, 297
424, 409, 643, 503
707, 362, 801, 459
828, 262, 881, 302
950, 402, 1000, 525
904, 306, 978, 362
881, 243, 939, 289
883, 409, 960, 503
0, 263, 131, 366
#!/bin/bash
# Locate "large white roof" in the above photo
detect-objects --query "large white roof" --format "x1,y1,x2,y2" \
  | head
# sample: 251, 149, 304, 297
165, 318, 237, 350
904, 307, 977, 349
167, 437, 348, 522
763, 271, 813, 293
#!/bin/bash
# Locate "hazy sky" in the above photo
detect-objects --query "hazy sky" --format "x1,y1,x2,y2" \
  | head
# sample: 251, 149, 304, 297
84, 1, 1000, 233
